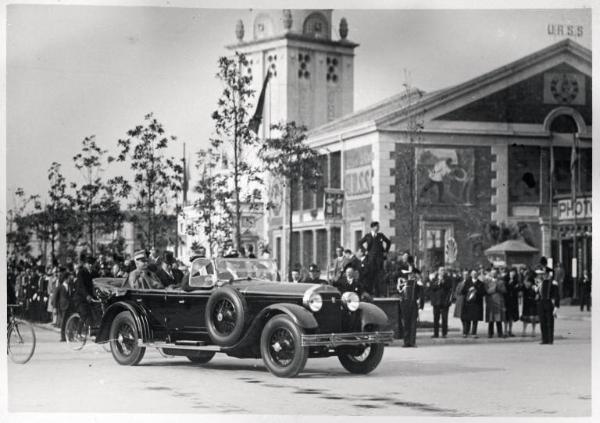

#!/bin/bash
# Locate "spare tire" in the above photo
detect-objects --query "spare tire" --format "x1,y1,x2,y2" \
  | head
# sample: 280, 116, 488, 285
205, 287, 247, 346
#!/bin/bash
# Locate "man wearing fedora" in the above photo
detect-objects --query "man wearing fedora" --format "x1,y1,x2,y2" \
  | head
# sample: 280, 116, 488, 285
536, 259, 560, 344
398, 255, 424, 347
358, 221, 392, 297
127, 249, 164, 290
73, 252, 97, 329
156, 251, 183, 288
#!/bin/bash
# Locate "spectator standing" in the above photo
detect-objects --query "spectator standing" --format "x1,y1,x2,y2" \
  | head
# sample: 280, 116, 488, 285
484, 267, 506, 338
453, 270, 468, 337
329, 246, 347, 283
504, 267, 522, 337
397, 256, 423, 347
73, 253, 97, 328
461, 270, 485, 337
55, 267, 71, 340
578, 272, 591, 312
358, 221, 392, 297
430, 266, 452, 338
520, 272, 539, 337
555, 262, 565, 299
536, 264, 560, 344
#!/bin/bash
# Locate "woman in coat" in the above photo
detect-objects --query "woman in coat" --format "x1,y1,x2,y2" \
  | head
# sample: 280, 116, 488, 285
460, 270, 485, 337
503, 267, 522, 337
484, 268, 507, 338
453, 270, 468, 336
520, 270, 539, 337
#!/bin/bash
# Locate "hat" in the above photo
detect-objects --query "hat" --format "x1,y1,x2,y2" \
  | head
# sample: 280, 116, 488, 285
292, 263, 301, 272
308, 263, 320, 272
163, 251, 176, 265
85, 255, 96, 264
534, 264, 547, 275
133, 249, 147, 261
370, 221, 379, 228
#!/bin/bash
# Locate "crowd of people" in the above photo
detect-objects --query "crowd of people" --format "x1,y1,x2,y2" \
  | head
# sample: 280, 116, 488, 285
6, 219, 591, 349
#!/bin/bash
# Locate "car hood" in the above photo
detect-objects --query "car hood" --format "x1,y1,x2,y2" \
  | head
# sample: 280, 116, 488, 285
236, 280, 339, 297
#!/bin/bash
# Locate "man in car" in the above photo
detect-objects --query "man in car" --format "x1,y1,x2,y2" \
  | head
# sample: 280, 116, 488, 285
303, 264, 327, 284
290, 263, 302, 283
127, 249, 164, 290
334, 266, 364, 297
156, 251, 183, 288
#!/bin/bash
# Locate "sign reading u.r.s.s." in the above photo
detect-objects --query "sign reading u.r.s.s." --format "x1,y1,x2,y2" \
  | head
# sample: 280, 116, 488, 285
547, 24, 584, 37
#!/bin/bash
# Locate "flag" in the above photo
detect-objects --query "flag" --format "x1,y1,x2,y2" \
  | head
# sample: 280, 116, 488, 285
549, 137, 555, 197
249, 72, 271, 134
182, 143, 190, 205
570, 133, 579, 205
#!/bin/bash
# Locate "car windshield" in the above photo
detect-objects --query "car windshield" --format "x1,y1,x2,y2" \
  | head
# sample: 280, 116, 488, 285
215, 258, 279, 282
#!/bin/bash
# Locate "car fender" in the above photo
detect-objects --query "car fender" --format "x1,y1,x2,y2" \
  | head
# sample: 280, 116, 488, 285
95, 301, 151, 344
261, 303, 319, 330
358, 302, 389, 330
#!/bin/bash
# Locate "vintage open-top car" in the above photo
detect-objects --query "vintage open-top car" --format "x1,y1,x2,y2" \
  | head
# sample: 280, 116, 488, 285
94, 258, 393, 377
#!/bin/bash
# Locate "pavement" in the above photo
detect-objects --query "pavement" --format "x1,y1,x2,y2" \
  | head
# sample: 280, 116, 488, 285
6, 305, 591, 417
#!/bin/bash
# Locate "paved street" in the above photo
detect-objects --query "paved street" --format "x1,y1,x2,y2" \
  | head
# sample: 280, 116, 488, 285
8, 306, 591, 416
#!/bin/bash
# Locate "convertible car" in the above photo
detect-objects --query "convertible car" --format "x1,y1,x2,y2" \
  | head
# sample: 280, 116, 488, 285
94, 258, 393, 378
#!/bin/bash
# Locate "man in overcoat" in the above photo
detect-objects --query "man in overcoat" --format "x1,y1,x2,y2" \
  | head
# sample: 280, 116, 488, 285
358, 221, 392, 297
536, 264, 560, 344
430, 266, 452, 338
398, 256, 424, 347
73, 253, 96, 328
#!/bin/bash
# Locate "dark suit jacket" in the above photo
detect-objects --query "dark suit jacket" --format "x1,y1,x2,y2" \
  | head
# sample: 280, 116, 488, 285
74, 267, 94, 304
358, 232, 391, 266
56, 284, 71, 311
156, 267, 181, 287
430, 274, 453, 307
333, 276, 364, 296
538, 278, 560, 309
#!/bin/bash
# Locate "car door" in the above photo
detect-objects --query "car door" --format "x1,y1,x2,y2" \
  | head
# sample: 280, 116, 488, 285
164, 258, 214, 340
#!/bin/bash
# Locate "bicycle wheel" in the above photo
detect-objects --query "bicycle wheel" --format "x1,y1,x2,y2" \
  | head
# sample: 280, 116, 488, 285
8, 320, 36, 364
65, 313, 88, 351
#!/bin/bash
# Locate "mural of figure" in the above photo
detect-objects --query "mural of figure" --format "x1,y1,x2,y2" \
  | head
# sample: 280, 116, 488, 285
420, 158, 454, 202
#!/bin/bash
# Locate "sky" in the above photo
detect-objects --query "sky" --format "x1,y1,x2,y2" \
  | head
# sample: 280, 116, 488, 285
4, 3, 593, 210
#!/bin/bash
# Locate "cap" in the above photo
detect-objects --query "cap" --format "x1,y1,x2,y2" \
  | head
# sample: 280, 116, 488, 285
133, 250, 147, 261
308, 263, 320, 272
163, 251, 176, 265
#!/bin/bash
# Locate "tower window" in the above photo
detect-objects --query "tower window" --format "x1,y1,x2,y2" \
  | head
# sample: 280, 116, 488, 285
326, 55, 339, 84
298, 52, 311, 80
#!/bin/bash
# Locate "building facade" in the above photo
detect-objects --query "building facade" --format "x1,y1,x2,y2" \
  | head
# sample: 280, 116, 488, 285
267, 38, 591, 298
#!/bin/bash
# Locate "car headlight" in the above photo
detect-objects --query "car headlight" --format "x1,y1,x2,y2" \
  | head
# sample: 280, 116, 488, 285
341, 292, 360, 312
303, 291, 323, 312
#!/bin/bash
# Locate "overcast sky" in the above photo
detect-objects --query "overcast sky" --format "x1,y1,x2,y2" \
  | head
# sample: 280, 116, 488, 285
5, 4, 592, 209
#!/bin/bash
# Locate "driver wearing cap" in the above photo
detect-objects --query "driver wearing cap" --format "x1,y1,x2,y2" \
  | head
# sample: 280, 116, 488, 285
303, 264, 327, 284
127, 249, 164, 290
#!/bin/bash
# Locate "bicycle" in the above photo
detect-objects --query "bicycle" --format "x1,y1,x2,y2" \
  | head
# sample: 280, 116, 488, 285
65, 295, 109, 351
7, 304, 36, 364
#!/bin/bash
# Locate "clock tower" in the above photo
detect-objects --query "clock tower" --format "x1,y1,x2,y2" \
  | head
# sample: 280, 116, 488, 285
228, 9, 358, 135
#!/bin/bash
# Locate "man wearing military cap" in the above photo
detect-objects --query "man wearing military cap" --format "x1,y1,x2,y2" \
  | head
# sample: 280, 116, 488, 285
303, 264, 327, 284
127, 249, 164, 290
536, 263, 560, 344
398, 256, 424, 347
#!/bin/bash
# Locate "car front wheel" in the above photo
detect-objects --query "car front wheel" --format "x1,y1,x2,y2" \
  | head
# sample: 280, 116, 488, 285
109, 311, 146, 366
337, 343, 384, 375
260, 315, 308, 378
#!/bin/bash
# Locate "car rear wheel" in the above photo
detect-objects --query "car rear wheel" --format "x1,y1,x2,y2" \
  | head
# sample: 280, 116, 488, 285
205, 287, 246, 347
337, 343, 384, 374
186, 351, 216, 364
109, 311, 145, 366
260, 315, 308, 378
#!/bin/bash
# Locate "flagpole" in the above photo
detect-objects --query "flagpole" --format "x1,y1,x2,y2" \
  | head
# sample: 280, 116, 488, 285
549, 133, 554, 264
571, 133, 578, 300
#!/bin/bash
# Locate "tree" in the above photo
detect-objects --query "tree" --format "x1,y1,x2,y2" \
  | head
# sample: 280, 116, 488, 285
72, 135, 128, 255
6, 188, 38, 260
211, 52, 262, 250
259, 121, 322, 277
115, 113, 183, 249
188, 148, 233, 257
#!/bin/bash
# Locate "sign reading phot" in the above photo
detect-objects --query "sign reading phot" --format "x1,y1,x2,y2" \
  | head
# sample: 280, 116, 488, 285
543, 73, 586, 105
557, 197, 592, 220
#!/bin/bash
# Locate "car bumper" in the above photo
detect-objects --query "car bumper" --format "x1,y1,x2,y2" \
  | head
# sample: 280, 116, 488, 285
301, 331, 394, 347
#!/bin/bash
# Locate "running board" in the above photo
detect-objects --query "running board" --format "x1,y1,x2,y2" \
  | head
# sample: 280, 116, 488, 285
140, 341, 222, 352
